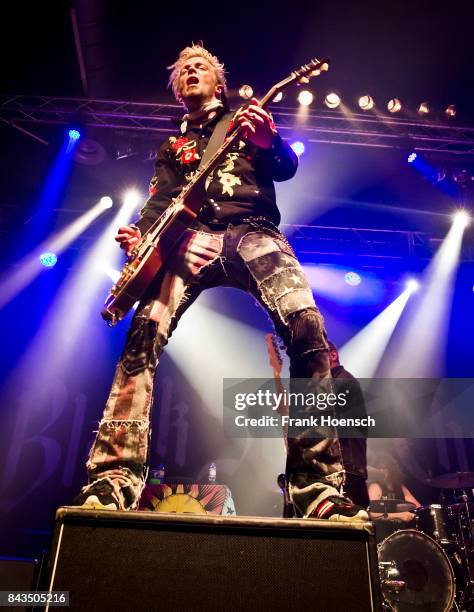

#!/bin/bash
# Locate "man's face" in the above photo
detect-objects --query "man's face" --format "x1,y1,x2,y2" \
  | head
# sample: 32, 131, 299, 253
177, 56, 220, 108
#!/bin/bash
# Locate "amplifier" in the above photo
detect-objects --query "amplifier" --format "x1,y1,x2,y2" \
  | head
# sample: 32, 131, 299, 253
42, 508, 381, 611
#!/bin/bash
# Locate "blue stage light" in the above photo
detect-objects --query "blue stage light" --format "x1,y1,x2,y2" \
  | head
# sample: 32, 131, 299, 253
68, 129, 81, 141
407, 152, 417, 163
290, 141, 305, 156
344, 271, 361, 286
39, 252, 58, 267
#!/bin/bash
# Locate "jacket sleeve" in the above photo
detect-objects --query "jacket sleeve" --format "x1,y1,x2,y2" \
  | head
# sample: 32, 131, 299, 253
134, 139, 182, 234
269, 133, 298, 182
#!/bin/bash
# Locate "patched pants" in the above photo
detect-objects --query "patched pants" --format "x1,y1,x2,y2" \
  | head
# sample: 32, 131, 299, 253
85, 221, 344, 514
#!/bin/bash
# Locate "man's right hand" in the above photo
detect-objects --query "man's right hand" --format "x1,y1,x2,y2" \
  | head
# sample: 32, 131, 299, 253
115, 225, 142, 258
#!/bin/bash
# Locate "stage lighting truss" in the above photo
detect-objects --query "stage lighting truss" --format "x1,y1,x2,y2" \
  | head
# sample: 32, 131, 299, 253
280, 224, 474, 265
1, 94, 474, 156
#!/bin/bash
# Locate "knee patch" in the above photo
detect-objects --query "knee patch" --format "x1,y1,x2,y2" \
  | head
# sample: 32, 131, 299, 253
288, 307, 328, 357
120, 317, 161, 375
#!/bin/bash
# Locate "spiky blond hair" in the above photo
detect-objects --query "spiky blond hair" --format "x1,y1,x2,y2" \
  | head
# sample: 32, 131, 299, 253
168, 43, 227, 102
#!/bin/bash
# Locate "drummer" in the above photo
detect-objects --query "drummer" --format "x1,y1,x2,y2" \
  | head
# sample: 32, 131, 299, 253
368, 454, 421, 522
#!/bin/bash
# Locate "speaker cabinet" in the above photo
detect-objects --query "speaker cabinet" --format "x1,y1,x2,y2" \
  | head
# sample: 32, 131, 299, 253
43, 508, 381, 611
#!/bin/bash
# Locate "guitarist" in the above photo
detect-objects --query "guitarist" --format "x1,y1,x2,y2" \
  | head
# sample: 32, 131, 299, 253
73, 44, 368, 522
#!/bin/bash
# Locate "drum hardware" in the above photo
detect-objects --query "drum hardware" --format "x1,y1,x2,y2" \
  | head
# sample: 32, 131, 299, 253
379, 561, 406, 594
373, 471, 474, 608
377, 529, 455, 611
415, 504, 458, 546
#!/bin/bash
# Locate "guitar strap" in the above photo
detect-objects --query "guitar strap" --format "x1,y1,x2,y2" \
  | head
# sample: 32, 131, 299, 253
197, 110, 234, 170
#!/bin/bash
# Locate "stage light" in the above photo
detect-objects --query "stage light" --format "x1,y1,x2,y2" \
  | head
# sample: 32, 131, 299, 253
39, 252, 58, 268
388, 214, 469, 377
407, 152, 417, 163
103, 266, 121, 283
239, 85, 253, 100
358, 95, 374, 111
453, 210, 471, 227
0, 198, 111, 310
68, 129, 81, 141
445, 104, 456, 118
344, 271, 361, 286
406, 279, 419, 292
387, 98, 402, 113
417, 102, 429, 115
290, 141, 305, 156
100, 196, 113, 210
272, 92, 283, 103
303, 264, 383, 305
297, 90, 313, 107
339, 286, 415, 378
123, 189, 141, 210
324, 93, 341, 109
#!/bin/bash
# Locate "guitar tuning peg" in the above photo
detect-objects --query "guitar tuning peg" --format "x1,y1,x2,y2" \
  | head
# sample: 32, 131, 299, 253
299, 76, 310, 84
320, 62, 329, 72
310, 69, 321, 77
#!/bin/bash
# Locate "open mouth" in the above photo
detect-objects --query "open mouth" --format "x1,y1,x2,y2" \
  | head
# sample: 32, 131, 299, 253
186, 76, 199, 86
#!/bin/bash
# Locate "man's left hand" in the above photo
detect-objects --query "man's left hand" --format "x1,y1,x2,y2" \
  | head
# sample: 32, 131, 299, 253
235, 98, 276, 149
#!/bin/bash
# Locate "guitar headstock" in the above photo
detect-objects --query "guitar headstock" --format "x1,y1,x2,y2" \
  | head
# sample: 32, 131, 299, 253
260, 57, 329, 107
293, 57, 329, 84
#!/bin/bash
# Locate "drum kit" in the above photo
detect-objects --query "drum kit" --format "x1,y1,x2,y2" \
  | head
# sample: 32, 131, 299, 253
372, 472, 474, 611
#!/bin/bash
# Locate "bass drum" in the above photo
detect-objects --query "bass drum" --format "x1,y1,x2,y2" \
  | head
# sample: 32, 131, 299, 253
378, 529, 455, 611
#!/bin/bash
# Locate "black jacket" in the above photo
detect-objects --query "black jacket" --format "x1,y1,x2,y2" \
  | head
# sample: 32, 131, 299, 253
135, 108, 298, 234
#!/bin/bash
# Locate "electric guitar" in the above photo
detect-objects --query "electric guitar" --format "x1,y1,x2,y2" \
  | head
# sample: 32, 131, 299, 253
102, 58, 329, 325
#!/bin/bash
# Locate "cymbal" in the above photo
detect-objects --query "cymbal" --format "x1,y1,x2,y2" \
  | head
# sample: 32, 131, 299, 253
425, 472, 474, 489
369, 499, 416, 513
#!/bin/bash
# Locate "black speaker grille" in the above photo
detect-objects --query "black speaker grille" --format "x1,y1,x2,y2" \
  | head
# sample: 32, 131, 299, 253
49, 515, 377, 611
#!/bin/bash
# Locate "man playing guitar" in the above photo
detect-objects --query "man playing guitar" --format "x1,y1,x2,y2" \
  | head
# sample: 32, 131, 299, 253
73, 44, 368, 522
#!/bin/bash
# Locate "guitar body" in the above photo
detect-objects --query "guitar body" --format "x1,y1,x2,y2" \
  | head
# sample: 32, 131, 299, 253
101, 197, 198, 324
101, 58, 328, 325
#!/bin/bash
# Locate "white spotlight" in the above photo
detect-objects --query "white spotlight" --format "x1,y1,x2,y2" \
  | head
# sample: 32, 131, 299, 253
406, 278, 419, 292
324, 93, 341, 109
123, 189, 141, 210
417, 102, 430, 115
239, 85, 253, 100
445, 104, 456, 118
298, 90, 314, 107
453, 210, 471, 227
100, 196, 113, 209
358, 95, 374, 110
272, 92, 283, 103
387, 98, 402, 113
